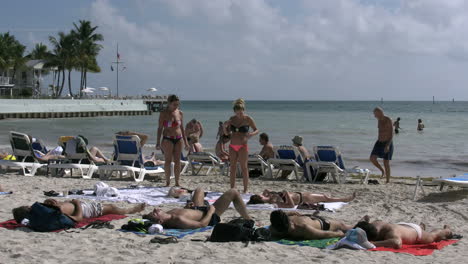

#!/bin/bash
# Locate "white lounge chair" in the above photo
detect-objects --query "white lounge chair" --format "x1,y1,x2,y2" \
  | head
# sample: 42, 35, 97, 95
413, 174, 468, 200
0, 131, 47, 176
248, 154, 270, 177
47, 136, 99, 179
98, 135, 164, 182
187, 152, 225, 176
267, 146, 304, 181
309, 146, 370, 184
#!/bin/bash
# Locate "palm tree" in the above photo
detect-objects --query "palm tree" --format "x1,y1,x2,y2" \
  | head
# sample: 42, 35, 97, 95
47, 32, 68, 97
28, 43, 50, 60
0, 32, 27, 81
71, 20, 103, 96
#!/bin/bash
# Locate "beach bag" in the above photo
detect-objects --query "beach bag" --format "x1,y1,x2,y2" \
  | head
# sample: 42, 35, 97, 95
28, 202, 75, 232
121, 218, 153, 233
209, 219, 255, 242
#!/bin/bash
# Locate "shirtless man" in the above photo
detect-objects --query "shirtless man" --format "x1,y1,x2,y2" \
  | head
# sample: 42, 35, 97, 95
280, 136, 311, 180
13, 199, 145, 223
370, 107, 394, 183
258, 133, 274, 160
185, 119, 204, 141
142, 188, 251, 229
355, 216, 453, 249
269, 210, 351, 240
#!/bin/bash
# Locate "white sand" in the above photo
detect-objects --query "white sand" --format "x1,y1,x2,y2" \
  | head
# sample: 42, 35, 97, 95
0, 171, 467, 264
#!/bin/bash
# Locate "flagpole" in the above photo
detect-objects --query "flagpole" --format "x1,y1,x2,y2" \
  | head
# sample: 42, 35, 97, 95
111, 43, 124, 98
117, 43, 119, 97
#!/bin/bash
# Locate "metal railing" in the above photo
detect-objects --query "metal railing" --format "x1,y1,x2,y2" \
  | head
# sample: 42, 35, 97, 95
0, 77, 12, 85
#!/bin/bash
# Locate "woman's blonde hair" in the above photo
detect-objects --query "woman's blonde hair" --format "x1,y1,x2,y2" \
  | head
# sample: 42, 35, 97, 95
233, 98, 245, 111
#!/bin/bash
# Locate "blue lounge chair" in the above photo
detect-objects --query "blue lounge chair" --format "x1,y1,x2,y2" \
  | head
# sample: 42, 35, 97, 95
267, 146, 305, 181
310, 146, 369, 184
0, 131, 47, 176
98, 135, 164, 182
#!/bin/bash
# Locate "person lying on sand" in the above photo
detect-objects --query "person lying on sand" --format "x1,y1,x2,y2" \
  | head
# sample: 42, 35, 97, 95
269, 210, 352, 240
143, 188, 251, 229
248, 189, 356, 208
354, 215, 453, 249
13, 199, 145, 223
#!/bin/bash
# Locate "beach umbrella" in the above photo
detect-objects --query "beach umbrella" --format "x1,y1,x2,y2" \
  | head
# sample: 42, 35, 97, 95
99, 87, 109, 91
147, 87, 158, 92
82, 87, 95, 93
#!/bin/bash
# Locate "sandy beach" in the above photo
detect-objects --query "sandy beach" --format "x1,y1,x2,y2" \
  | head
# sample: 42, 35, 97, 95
0, 171, 466, 264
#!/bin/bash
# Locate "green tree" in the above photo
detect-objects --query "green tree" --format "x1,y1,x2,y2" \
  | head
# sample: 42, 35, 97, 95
72, 20, 103, 96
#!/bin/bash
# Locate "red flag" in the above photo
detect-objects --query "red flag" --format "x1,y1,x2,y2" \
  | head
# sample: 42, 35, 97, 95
117, 52, 120, 60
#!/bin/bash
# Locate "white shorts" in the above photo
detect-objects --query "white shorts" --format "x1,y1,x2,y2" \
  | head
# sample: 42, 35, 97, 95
81, 201, 103, 218
397, 222, 423, 241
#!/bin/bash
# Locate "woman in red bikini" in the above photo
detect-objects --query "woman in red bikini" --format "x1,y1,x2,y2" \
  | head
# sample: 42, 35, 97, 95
156, 95, 189, 186
224, 99, 259, 193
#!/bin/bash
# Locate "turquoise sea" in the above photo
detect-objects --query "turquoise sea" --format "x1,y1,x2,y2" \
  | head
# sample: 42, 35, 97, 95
1, 101, 467, 178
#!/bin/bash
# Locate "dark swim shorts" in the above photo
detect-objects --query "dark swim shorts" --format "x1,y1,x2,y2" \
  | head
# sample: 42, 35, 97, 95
371, 141, 394, 160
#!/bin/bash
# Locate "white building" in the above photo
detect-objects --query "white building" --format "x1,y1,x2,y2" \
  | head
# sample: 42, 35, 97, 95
0, 60, 53, 97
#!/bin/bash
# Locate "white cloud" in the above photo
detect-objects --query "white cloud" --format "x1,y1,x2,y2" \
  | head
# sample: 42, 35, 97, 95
88, 0, 468, 100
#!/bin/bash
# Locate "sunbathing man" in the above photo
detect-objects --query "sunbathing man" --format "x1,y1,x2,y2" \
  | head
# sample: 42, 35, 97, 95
143, 188, 251, 229
13, 199, 146, 223
354, 215, 453, 249
280, 136, 311, 180
258, 133, 274, 160
248, 189, 356, 208
269, 210, 351, 240
215, 135, 230, 162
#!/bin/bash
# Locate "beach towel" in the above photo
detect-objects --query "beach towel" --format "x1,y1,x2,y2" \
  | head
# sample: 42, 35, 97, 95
119, 226, 213, 239
369, 240, 459, 256
275, 237, 341, 248
0, 214, 126, 232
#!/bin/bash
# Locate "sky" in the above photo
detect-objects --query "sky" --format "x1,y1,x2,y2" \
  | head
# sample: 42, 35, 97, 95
1, 0, 468, 100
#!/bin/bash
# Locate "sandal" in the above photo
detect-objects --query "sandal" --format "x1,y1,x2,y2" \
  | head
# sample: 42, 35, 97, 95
150, 236, 178, 244
44, 190, 60, 197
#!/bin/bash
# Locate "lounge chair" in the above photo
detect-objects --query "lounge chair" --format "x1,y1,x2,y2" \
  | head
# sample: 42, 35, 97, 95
47, 136, 99, 179
187, 152, 226, 176
98, 135, 164, 182
0, 131, 47, 176
413, 174, 468, 200
248, 155, 270, 177
309, 146, 370, 184
267, 146, 304, 181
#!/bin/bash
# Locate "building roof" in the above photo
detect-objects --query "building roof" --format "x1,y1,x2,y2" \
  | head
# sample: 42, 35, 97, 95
25, 60, 45, 69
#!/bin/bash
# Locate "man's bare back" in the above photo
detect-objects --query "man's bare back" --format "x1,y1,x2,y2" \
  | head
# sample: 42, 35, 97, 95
378, 116, 393, 142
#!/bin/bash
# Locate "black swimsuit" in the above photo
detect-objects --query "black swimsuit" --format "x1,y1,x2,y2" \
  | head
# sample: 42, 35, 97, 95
230, 125, 250, 133
163, 136, 182, 145
191, 206, 221, 226
307, 215, 330, 231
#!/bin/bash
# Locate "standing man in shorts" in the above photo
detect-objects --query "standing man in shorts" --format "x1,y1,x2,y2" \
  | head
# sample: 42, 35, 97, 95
370, 107, 394, 183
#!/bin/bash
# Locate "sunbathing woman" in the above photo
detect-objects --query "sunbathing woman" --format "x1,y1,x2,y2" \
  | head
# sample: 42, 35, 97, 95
248, 189, 356, 208
223, 99, 259, 193
156, 95, 189, 186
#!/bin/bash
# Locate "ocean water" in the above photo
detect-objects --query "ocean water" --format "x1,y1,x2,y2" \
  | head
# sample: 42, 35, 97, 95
1, 101, 467, 178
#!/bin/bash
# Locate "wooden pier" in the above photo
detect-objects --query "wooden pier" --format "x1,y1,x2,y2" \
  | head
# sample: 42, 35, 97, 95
0, 98, 167, 120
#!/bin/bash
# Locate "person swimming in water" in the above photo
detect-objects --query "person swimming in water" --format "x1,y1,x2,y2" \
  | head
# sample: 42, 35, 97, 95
417, 119, 425, 132
393, 117, 401, 134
